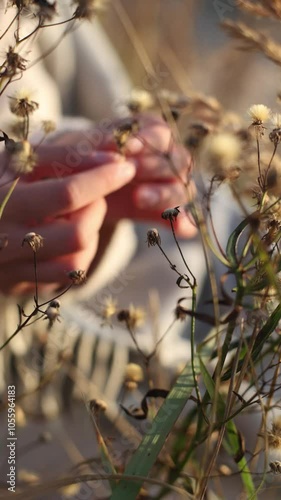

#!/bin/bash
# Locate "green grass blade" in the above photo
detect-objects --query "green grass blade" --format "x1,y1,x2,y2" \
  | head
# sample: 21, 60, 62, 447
199, 357, 256, 499
111, 362, 195, 499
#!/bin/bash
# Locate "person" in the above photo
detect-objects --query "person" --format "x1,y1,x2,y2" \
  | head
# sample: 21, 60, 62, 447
0, 1, 200, 420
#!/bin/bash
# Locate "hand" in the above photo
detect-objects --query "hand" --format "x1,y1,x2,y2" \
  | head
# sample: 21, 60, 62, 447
41, 114, 197, 238
0, 152, 136, 295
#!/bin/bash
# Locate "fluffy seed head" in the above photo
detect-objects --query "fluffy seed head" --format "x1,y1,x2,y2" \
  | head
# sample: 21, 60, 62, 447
248, 104, 271, 125
9, 90, 39, 117
124, 363, 144, 383
126, 89, 154, 113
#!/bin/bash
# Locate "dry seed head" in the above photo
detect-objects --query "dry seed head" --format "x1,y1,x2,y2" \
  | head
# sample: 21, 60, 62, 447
117, 305, 146, 329
174, 304, 188, 321
124, 363, 144, 383
270, 461, 281, 474
146, 228, 161, 247
89, 398, 108, 413
45, 305, 60, 328
22, 232, 43, 252
248, 104, 271, 125
161, 206, 180, 222
49, 299, 61, 309
158, 89, 189, 109
203, 133, 241, 173
67, 269, 87, 285
126, 89, 154, 113
125, 380, 138, 391
41, 120, 56, 135
9, 141, 38, 174
9, 90, 39, 117
100, 296, 118, 321
3, 47, 27, 77
73, 0, 108, 19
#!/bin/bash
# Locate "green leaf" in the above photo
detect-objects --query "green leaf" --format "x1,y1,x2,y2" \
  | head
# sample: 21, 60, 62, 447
111, 362, 195, 499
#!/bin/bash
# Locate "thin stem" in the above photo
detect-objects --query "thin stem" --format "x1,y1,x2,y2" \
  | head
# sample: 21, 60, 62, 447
169, 219, 196, 283
33, 251, 39, 306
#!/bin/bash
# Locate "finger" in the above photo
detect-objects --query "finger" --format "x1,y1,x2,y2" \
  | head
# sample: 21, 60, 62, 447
133, 182, 188, 210
3, 160, 136, 222
25, 149, 122, 181
0, 200, 107, 263
0, 240, 99, 292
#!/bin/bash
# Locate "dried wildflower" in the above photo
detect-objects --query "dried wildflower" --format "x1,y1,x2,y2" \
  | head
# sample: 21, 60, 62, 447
174, 304, 188, 321
161, 206, 180, 222
31, 0, 57, 21
9, 90, 39, 117
126, 89, 154, 113
22, 232, 43, 252
9, 0, 33, 9
113, 118, 139, 154
8, 140, 38, 174
1, 47, 27, 78
248, 104, 271, 125
248, 104, 271, 137
201, 132, 241, 180
0, 234, 8, 250
98, 296, 118, 325
73, 0, 107, 19
146, 228, 161, 247
117, 304, 146, 329
41, 120, 56, 134
67, 269, 87, 285
89, 398, 107, 413
125, 381, 138, 391
269, 114, 281, 145
266, 418, 281, 464
270, 461, 281, 474
124, 363, 144, 383
158, 89, 189, 109
45, 304, 60, 329
185, 123, 209, 149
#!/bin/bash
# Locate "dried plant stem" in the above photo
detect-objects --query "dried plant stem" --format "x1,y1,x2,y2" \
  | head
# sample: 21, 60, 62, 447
169, 219, 196, 283
0, 177, 19, 220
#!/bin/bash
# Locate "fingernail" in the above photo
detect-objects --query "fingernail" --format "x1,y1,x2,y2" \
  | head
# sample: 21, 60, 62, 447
136, 187, 160, 208
126, 137, 143, 154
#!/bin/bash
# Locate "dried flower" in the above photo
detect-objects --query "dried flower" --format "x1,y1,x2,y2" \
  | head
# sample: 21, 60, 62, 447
185, 123, 209, 149
1, 47, 27, 78
45, 305, 60, 329
22, 232, 44, 252
158, 89, 189, 109
269, 114, 281, 145
9, 90, 39, 117
161, 206, 180, 222
174, 304, 188, 321
113, 118, 139, 154
98, 296, 118, 325
73, 0, 107, 19
31, 0, 57, 21
270, 461, 281, 474
126, 89, 154, 113
41, 120, 56, 134
89, 399, 107, 413
248, 104, 271, 124
266, 418, 281, 465
124, 363, 144, 383
67, 269, 87, 285
8, 140, 38, 174
146, 228, 161, 247
201, 132, 241, 180
117, 304, 146, 329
